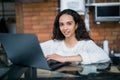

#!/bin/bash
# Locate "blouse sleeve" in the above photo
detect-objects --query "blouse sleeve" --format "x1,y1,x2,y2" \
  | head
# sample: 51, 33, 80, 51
80, 40, 110, 64
40, 40, 54, 57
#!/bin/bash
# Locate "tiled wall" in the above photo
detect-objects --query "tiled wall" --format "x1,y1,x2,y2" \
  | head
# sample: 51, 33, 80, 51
16, 0, 120, 52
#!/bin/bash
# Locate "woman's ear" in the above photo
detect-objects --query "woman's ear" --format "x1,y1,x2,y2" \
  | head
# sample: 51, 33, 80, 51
75, 23, 78, 30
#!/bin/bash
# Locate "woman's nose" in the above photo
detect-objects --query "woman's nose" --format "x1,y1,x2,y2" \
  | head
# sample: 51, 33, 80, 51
63, 25, 68, 30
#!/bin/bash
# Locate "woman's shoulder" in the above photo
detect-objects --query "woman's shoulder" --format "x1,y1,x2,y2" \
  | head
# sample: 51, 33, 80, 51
77, 40, 96, 47
78, 40, 94, 43
41, 39, 63, 45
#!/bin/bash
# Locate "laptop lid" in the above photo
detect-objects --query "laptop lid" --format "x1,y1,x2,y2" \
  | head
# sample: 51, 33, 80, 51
0, 33, 50, 70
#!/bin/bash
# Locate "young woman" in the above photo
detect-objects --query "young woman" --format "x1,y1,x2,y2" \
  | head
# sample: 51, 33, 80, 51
40, 9, 110, 64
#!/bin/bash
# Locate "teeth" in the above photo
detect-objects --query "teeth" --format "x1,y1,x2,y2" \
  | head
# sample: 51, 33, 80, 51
64, 31, 69, 35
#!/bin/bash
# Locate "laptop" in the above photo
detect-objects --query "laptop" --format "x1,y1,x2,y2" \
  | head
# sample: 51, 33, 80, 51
0, 33, 71, 71
0, 59, 10, 78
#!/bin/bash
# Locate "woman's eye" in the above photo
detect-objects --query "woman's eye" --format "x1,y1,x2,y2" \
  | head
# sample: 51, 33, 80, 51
67, 22, 72, 25
59, 23, 64, 27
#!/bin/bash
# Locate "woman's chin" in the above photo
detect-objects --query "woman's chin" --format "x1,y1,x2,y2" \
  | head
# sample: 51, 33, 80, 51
64, 35, 71, 38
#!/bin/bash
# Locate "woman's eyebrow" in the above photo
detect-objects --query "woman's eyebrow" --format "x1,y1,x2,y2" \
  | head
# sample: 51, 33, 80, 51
59, 20, 73, 23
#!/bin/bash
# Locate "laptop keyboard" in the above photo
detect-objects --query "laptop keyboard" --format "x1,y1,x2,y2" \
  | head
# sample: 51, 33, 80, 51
0, 59, 10, 78
47, 60, 71, 71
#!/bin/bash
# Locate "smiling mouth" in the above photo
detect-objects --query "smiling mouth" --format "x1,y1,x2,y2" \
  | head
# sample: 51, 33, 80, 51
63, 31, 70, 36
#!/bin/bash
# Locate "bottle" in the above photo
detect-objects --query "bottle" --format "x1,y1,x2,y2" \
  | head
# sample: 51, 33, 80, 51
103, 40, 109, 55
110, 48, 114, 57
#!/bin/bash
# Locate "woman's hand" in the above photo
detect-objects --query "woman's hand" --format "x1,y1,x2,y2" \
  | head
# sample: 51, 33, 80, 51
46, 54, 66, 63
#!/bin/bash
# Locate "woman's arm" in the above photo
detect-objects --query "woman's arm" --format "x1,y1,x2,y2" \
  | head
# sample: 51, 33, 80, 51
79, 40, 110, 64
46, 54, 83, 63
40, 40, 54, 57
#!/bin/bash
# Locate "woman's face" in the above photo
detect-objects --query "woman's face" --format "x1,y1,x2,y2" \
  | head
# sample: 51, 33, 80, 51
59, 14, 77, 38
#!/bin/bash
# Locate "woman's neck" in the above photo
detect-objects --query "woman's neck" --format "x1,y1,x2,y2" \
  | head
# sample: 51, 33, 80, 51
64, 37, 78, 48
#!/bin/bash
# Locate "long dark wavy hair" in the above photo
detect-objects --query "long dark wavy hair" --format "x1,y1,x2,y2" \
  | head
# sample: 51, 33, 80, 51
52, 9, 92, 41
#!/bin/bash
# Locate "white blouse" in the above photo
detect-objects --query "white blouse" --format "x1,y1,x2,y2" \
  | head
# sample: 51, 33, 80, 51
40, 40, 110, 64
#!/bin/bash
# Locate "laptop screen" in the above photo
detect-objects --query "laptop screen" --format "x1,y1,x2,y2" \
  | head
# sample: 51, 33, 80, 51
0, 33, 50, 70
